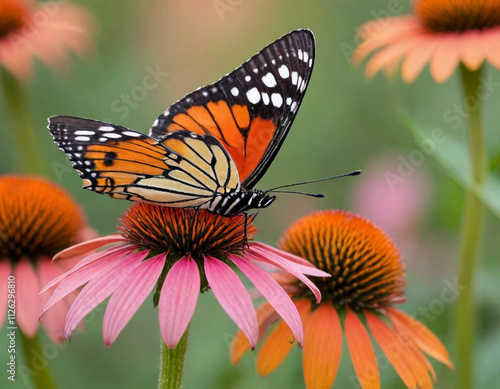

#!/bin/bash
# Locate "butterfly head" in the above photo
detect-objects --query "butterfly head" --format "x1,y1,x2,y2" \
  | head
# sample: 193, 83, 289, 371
210, 188, 276, 217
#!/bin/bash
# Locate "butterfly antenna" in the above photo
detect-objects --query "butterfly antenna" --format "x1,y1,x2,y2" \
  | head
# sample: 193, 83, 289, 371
266, 170, 361, 195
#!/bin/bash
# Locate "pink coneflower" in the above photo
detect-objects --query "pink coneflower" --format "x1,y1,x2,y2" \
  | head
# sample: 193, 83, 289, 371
353, 0, 500, 83
0, 0, 95, 81
40, 203, 328, 349
231, 210, 452, 389
0, 175, 94, 343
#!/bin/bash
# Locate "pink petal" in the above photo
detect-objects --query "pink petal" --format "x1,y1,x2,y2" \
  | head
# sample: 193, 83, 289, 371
460, 30, 485, 71
482, 28, 500, 69
37, 258, 69, 343
0, 261, 12, 328
228, 254, 303, 346
103, 253, 166, 347
429, 34, 461, 83
246, 244, 327, 303
250, 243, 328, 276
159, 256, 200, 348
15, 259, 40, 337
64, 250, 148, 339
41, 245, 132, 294
401, 34, 440, 83
353, 17, 420, 62
204, 255, 258, 347
53, 235, 125, 261
40, 246, 134, 313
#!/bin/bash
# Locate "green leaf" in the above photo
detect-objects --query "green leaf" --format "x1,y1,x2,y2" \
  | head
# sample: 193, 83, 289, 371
401, 113, 500, 220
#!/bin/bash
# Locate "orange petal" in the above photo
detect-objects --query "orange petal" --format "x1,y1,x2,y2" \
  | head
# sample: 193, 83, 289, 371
345, 309, 380, 389
386, 307, 453, 368
303, 303, 342, 389
366, 311, 433, 389
257, 320, 295, 376
230, 301, 279, 364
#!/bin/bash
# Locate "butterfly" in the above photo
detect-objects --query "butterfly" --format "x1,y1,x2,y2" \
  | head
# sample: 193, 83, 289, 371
49, 29, 315, 217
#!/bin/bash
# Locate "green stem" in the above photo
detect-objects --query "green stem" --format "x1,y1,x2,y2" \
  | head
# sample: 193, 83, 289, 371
456, 64, 487, 389
19, 332, 58, 389
1, 67, 46, 174
158, 329, 189, 389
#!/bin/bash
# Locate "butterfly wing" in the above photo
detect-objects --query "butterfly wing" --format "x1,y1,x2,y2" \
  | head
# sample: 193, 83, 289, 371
48, 116, 239, 208
149, 29, 315, 189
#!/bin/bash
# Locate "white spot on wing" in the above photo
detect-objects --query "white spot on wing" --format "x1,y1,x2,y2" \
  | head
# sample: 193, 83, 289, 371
98, 126, 115, 132
286, 97, 292, 105
271, 93, 283, 108
262, 72, 277, 88
278, 64, 289, 79
74, 130, 95, 136
303, 51, 309, 63
231, 87, 239, 96
103, 133, 122, 139
262, 93, 270, 105
246, 87, 261, 104
245, 75, 251, 82
75, 136, 90, 142
291, 71, 298, 85
122, 131, 142, 137
298, 49, 303, 60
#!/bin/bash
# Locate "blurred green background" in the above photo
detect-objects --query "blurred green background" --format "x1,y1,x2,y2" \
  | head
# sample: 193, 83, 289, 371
1, 0, 500, 388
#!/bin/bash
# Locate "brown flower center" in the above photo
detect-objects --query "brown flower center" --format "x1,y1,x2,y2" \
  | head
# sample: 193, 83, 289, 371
119, 203, 257, 259
416, 0, 500, 33
279, 210, 406, 310
0, 176, 85, 260
0, 0, 27, 38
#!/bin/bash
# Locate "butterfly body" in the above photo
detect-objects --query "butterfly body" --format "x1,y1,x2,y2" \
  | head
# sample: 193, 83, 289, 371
49, 29, 315, 216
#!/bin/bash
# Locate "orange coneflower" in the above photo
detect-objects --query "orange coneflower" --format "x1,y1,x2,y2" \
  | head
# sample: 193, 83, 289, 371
353, 0, 500, 83
231, 210, 452, 389
0, 175, 94, 343
0, 0, 95, 81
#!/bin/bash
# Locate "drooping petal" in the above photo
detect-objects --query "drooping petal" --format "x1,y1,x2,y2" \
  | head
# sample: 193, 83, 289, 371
230, 301, 281, 364
482, 28, 500, 68
345, 308, 380, 389
0, 261, 12, 328
40, 245, 132, 294
64, 250, 148, 339
41, 246, 133, 313
303, 303, 343, 389
104, 253, 166, 347
366, 311, 433, 389
37, 258, 70, 343
159, 255, 200, 349
246, 244, 328, 303
15, 258, 40, 337
204, 255, 258, 347
250, 243, 328, 275
429, 34, 461, 83
256, 320, 295, 376
401, 33, 440, 83
460, 30, 486, 71
386, 307, 453, 368
53, 235, 125, 261
228, 254, 303, 346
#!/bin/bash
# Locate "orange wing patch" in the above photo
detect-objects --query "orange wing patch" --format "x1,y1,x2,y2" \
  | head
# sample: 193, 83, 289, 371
84, 140, 167, 176
166, 103, 276, 183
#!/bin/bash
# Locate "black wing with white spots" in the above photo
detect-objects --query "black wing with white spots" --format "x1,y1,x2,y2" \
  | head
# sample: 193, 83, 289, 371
148, 29, 315, 189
